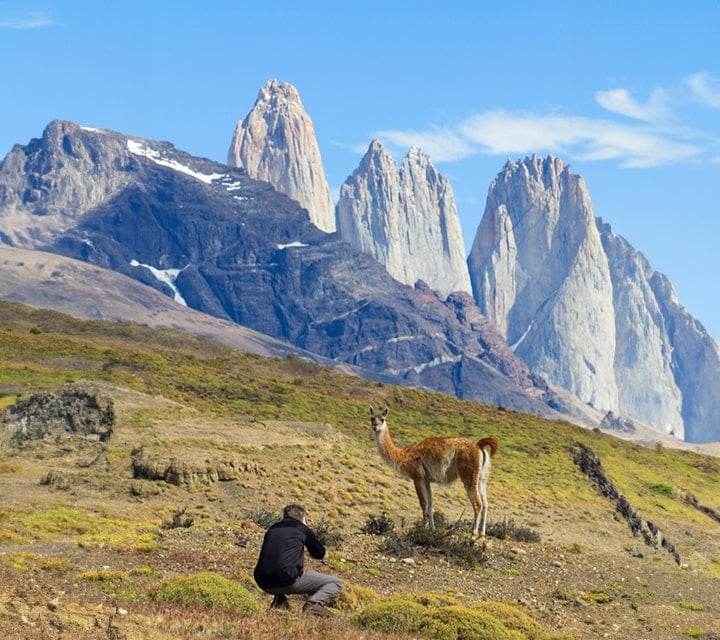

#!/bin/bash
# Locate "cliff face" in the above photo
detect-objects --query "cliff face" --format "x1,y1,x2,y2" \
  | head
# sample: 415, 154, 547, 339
337, 140, 471, 297
468, 155, 620, 413
468, 155, 720, 443
227, 79, 336, 233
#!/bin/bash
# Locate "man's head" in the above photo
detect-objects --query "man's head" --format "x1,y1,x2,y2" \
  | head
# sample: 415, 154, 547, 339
283, 504, 307, 523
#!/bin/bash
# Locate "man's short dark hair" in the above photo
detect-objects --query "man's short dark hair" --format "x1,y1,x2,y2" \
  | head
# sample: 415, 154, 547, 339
283, 504, 306, 521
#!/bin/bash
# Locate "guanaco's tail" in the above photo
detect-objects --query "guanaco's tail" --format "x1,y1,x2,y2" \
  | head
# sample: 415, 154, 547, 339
477, 437, 498, 484
477, 437, 499, 458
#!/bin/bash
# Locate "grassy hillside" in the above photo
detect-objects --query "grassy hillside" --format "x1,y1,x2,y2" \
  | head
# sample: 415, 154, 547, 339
0, 301, 718, 639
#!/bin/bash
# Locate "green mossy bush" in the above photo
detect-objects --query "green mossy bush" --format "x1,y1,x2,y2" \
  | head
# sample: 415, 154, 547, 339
332, 581, 380, 612
154, 571, 260, 613
353, 595, 528, 639
473, 601, 566, 640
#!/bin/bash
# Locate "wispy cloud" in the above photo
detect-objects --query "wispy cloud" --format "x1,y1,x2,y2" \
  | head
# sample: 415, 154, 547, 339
594, 88, 671, 122
685, 72, 720, 108
370, 74, 718, 170
0, 10, 53, 29
373, 127, 476, 163
458, 111, 701, 168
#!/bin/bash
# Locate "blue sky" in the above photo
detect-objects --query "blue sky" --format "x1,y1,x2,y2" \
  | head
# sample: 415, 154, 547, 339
2, 1, 719, 339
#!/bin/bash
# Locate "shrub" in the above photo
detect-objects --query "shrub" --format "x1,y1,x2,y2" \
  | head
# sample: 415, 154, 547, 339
474, 601, 555, 640
245, 508, 280, 528
77, 569, 128, 585
353, 596, 526, 639
332, 582, 380, 612
486, 518, 540, 543
154, 572, 260, 613
649, 482, 675, 498
361, 512, 395, 535
380, 520, 488, 568
313, 518, 343, 546
161, 506, 194, 530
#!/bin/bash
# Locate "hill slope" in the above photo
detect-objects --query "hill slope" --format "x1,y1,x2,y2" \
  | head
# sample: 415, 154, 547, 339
0, 303, 718, 639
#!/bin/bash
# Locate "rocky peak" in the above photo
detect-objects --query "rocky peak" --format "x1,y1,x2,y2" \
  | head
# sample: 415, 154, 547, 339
337, 139, 471, 297
468, 154, 720, 443
227, 79, 336, 233
0, 121, 135, 248
469, 154, 619, 413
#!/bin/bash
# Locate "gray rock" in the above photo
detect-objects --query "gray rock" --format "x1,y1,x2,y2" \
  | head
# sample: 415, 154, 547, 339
337, 140, 471, 297
468, 155, 720, 443
1, 383, 114, 445
227, 79, 336, 233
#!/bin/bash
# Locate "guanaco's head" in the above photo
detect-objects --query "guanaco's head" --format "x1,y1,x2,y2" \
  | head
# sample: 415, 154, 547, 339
370, 406, 389, 433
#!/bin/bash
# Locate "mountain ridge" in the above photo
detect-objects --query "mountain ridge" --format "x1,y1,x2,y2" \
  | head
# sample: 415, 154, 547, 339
0, 120, 582, 428
337, 139, 471, 297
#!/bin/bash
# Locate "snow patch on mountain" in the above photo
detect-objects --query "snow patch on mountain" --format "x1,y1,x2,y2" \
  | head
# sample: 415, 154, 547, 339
127, 140, 224, 185
130, 259, 187, 305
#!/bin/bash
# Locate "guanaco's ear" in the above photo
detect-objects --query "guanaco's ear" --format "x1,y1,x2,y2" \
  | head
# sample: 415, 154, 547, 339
369, 406, 374, 416
382, 407, 389, 417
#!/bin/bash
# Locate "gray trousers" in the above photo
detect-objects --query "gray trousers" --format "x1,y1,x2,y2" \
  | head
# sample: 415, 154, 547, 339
263, 570, 342, 604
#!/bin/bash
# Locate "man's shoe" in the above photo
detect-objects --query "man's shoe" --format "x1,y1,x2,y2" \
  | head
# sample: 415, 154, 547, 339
270, 594, 290, 610
302, 601, 333, 617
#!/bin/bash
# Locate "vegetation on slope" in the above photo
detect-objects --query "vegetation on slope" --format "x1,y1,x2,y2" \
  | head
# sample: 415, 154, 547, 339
0, 301, 718, 639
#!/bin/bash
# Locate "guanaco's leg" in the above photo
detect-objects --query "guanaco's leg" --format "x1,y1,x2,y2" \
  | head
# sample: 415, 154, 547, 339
413, 475, 434, 528
478, 448, 491, 537
463, 469, 483, 538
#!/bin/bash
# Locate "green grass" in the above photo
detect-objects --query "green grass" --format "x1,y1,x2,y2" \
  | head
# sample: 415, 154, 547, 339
1, 301, 718, 532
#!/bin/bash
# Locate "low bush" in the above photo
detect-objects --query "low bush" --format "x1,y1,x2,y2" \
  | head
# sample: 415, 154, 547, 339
154, 571, 260, 613
474, 601, 560, 640
361, 512, 395, 535
161, 506, 194, 530
485, 518, 540, 543
379, 517, 488, 568
245, 508, 280, 528
353, 596, 526, 639
332, 581, 380, 612
313, 518, 344, 546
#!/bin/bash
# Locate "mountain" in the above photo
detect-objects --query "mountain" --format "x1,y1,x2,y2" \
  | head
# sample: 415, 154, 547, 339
0, 245, 337, 363
467, 155, 720, 443
227, 79, 336, 233
0, 120, 582, 425
337, 140, 472, 297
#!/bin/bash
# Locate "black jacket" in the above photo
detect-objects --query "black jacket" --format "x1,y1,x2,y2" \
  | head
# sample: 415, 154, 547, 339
253, 517, 326, 589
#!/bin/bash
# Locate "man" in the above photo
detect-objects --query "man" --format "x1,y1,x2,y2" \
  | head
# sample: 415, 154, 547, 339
253, 504, 342, 616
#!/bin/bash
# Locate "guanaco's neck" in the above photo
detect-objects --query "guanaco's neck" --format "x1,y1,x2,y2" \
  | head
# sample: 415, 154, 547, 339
374, 425, 404, 471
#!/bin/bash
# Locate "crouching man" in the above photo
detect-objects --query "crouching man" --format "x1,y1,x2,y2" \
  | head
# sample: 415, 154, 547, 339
253, 504, 342, 616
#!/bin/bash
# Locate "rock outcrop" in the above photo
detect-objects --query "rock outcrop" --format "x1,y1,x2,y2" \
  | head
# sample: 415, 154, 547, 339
468, 155, 720, 443
227, 79, 336, 233
337, 140, 471, 297
1, 383, 114, 446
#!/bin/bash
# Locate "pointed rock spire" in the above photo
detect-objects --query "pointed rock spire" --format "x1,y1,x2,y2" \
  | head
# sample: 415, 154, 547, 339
227, 79, 336, 232
467, 154, 711, 440
337, 139, 471, 297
